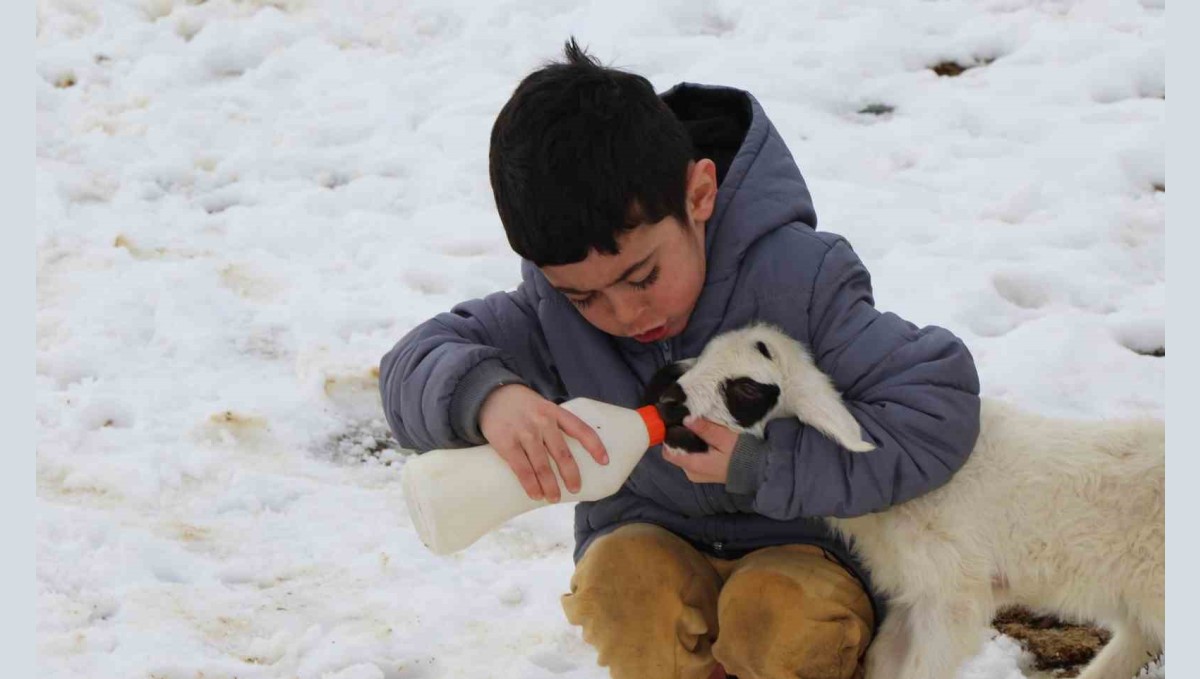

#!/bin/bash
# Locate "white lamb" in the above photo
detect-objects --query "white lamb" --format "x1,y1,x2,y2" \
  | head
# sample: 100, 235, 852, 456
655, 323, 1164, 679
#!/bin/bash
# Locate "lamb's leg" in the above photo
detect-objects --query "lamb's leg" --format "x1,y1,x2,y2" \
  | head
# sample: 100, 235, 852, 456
890, 592, 992, 679
1074, 621, 1159, 679
863, 603, 910, 679
1133, 578, 1165, 654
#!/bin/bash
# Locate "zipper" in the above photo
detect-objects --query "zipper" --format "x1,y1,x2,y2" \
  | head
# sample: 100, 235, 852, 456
657, 339, 673, 365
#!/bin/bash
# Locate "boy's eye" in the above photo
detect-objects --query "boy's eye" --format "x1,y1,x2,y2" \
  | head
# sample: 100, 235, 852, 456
567, 265, 657, 309
629, 266, 660, 290
569, 295, 595, 309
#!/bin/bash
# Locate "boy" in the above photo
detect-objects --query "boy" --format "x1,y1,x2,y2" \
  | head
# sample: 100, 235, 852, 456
380, 40, 981, 679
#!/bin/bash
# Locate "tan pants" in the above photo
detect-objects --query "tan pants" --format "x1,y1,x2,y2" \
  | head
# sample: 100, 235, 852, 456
561, 523, 874, 679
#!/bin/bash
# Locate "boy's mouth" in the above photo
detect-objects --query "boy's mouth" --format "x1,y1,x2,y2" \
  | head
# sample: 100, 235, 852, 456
633, 324, 668, 343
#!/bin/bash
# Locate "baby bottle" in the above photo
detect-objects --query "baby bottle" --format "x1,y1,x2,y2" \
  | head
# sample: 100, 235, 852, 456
401, 399, 665, 555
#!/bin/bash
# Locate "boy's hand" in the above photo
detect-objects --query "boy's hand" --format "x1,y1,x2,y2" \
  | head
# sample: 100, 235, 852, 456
478, 384, 609, 503
662, 416, 739, 484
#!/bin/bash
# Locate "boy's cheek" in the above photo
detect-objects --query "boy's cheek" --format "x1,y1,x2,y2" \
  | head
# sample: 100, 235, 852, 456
591, 316, 633, 339
663, 286, 704, 337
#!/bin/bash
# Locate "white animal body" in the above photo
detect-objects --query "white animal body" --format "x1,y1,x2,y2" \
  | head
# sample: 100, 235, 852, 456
671, 324, 1164, 679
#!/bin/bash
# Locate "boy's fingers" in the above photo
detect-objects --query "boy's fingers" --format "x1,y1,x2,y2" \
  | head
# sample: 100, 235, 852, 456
545, 429, 581, 495
685, 417, 737, 453
518, 430, 561, 503
556, 408, 609, 465
531, 449, 562, 503
683, 416, 715, 439
513, 434, 554, 503
498, 443, 543, 501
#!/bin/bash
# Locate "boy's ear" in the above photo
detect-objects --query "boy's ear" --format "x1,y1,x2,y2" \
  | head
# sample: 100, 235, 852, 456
687, 159, 719, 225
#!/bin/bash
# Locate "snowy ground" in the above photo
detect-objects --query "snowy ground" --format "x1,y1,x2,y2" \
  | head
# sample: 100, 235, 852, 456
35, 0, 1165, 677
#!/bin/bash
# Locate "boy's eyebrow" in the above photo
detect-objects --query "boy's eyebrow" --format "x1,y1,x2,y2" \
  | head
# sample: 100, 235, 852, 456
553, 253, 655, 295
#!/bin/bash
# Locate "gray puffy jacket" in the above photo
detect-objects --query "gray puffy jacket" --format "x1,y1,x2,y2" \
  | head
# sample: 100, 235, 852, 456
380, 83, 982, 624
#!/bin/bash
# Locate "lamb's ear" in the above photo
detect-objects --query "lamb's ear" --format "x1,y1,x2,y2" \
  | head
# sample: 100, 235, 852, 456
786, 354, 875, 453
642, 360, 695, 406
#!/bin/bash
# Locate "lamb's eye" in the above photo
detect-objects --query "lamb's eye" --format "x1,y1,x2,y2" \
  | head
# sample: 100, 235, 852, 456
755, 341, 772, 360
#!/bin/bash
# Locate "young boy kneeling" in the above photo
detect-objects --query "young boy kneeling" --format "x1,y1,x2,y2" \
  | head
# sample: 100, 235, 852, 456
381, 40, 981, 679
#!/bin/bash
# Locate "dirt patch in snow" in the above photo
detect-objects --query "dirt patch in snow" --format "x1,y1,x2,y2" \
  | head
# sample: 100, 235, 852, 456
993, 607, 1111, 676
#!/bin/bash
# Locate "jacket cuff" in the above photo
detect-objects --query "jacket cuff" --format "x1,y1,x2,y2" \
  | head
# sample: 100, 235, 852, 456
726, 433, 769, 496
449, 359, 529, 445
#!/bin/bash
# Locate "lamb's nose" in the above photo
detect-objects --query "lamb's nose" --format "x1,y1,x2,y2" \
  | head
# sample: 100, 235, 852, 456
660, 382, 686, 406
656, 383, 690, 425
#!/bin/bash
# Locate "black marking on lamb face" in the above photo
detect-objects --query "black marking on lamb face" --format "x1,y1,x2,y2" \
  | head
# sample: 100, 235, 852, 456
721, 377, 781, 427
656, 382, 691, 426
643, 361, 707, 453
643, 361, 692, 406
665, 425, 709, 453
657, 385, 708, 452
645, 362, 693, 429
755, 341, 771, 360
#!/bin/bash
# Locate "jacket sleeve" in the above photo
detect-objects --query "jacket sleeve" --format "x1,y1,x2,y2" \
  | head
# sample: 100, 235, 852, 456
378, 283, 564, 452
725, 236, 981, 519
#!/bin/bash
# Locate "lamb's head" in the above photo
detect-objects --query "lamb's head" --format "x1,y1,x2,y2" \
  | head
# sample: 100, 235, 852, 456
642, 324, 875, 454
642, 325, 790, 451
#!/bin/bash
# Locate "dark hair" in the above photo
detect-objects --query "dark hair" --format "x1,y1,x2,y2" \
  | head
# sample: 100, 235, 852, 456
489, 38, 695, 266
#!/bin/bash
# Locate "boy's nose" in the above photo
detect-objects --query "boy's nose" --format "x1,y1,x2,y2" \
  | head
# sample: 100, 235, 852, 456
611, 295, 647, 328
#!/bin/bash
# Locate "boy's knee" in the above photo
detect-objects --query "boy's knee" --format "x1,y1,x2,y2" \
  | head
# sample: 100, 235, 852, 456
713, 566, 872, 679
562, 524, 723, 679
562, 524, 721, 627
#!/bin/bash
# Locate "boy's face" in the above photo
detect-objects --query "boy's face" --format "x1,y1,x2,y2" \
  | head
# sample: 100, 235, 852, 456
541, 160, 718, 342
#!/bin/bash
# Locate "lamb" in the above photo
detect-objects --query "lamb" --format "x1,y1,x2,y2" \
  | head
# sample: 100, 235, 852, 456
647, 323, 1164, 679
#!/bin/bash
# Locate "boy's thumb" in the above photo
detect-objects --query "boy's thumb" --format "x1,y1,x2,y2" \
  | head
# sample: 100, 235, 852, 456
684, 416, 714, 439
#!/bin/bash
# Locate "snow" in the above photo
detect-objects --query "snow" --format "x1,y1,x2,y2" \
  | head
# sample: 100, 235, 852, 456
35, 0, 1164, 677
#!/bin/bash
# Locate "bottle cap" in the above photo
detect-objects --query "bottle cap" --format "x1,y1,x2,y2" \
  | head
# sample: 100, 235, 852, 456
636, 405, 666, 447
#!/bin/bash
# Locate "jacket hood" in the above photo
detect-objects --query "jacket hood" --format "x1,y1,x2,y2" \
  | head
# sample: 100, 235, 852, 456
661, 83, 817, 289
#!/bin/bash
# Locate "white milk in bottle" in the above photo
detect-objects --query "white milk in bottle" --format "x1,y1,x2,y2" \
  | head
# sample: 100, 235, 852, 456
401, 398, 666, 555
